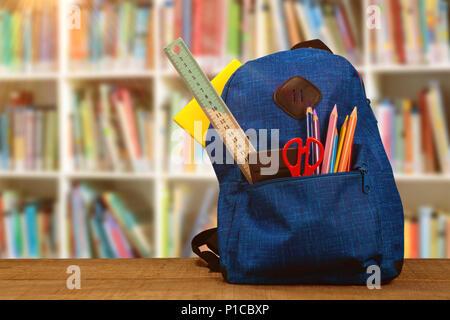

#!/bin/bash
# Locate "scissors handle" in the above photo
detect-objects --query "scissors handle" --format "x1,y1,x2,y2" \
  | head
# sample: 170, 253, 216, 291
304, 137, 324, 176
282, 138, 304, 177
282, 137, 324, 177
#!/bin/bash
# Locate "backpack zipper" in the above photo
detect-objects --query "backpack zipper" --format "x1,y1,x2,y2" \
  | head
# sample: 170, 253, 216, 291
240, 162, 371, 195
244, 170, 360, 189
355, 163, 370, 194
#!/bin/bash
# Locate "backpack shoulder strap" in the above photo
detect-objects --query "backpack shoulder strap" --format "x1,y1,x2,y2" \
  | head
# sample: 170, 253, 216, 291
191, 228, 220, 272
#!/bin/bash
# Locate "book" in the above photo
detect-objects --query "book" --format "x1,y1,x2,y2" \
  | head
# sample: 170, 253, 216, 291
371, 0, 449, 64
411, 107, 423, 173
0, 90, 57, 171
284, 0, 302, 47
103, 211, 134, 258
24, 201, 39, 258
0, 195, 4, 257
71, 185, 91, 258
404, 212, 411, 258
446, 214, 450, 259
437, 212, 447, 258
227, 0, 241, 58
0, 1, 57, 73
419, 206, 432, 258
90, 201, 114, 259
168, 93, 212, 174
67, 184, 152, 259
69, 1, 154, 70
182, 0, 192, 49
394, 108, 404, 173
418, 89, 437, 173
373, 83, 449, 174
173, 59, 242, 147
409, 216, 420, 258
70, 84, 153, 172
426, 82, 449, 173
0, 191, 56, 258
430, 211, 439, 258
102, 192, 153, 257
133, 4, 151, 69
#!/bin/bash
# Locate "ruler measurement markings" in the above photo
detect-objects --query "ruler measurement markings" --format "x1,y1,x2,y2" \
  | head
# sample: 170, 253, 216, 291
164, 39, 255, 183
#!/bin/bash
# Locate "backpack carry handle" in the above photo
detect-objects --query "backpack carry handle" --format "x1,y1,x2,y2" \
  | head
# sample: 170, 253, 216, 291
291, 39, 333, 53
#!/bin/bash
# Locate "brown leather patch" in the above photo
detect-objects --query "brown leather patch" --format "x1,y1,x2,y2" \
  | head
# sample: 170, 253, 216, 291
273, 76, 322, 119
249, 148, 299, 184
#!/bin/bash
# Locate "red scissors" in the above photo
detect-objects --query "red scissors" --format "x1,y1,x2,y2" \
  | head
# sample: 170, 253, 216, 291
282, 137, 324, 177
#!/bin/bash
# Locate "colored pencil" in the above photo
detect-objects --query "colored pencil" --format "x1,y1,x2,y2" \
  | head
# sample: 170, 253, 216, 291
306, 106, 313, 164
329, 129, 338, 173
312, 109, 321, 174
334, 115, 348, 172
321, 104, 338, 174
347, 141, 353, 171
338, 107, 357, 172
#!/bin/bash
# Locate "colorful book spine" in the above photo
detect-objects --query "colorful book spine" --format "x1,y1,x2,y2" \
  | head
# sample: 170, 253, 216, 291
103, 192, 152, 257
104, 211, 134, 258
411, 108, 422, 173
446, 215, 450, 259
419, 206, 432, 258
0, 114, 10, 169
0, 195, 4, 257
91, 202, 114, 259
426, 82, 449, 173
25, 202, 39, 258
437, 213, 446, 258
134, 5, 151, 65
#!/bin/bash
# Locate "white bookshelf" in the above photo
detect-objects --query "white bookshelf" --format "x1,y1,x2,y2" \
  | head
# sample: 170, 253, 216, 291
1, 0, 449, 258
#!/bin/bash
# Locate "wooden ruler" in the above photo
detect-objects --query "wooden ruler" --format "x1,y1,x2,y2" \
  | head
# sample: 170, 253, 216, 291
164, 38, 255, 184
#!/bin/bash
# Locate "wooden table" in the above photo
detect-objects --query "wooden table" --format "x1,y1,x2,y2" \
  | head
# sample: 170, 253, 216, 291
0, 258, 448, 300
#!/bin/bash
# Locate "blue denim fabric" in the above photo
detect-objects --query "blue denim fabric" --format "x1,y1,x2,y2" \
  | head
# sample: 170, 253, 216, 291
206, 48, 404, 284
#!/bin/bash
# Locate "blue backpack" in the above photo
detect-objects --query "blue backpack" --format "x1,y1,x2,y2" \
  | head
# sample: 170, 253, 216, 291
192, 40, 404, 285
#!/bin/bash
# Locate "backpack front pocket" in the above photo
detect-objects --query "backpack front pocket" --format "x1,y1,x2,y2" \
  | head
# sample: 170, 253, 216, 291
232, 171, 383, 283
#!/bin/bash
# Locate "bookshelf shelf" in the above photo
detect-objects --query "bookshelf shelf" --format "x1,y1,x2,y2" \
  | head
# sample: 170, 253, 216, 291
371, 65, 450, 73
65, 70, 156, 80
394, 174, 450, 182
66, 172, 156, 180
0, 73, 59, 81
0, 171, 60, 179
164, 172, 216, 181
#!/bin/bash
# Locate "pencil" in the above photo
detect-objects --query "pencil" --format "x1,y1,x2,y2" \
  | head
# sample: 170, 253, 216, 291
338, 107, 358, 172
306, 106, 313, 164
321, 104, 338, 174
329, 129, 338, 173
334, 115, 348, 172
347, 139, 353, 171
312, 109, 321, 174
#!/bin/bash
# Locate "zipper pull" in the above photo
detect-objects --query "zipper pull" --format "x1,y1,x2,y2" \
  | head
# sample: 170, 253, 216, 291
356, 163, 370, 194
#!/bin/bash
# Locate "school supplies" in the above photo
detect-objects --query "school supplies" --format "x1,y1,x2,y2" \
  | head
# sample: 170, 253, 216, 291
312, 110, 321, 175
248, 147, 302, 184
337, 107, 357, 172
282, 137, 324, 177
334, 115, 348, 172
192, 39, 403, 286
306, 106, 313, 163
173, 59, 243, 147
164, 38, 256, 184
321, 105, 338, 174
329, 129, 338, 173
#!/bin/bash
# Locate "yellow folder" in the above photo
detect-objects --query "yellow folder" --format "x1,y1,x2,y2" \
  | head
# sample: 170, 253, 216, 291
173, 59, 243, 147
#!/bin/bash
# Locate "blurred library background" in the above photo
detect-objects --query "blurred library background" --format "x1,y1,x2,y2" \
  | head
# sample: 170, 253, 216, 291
0, 0, 448, 259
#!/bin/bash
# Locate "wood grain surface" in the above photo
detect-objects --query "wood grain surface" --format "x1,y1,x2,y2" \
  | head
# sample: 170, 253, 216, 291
0, 258, 448, 300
